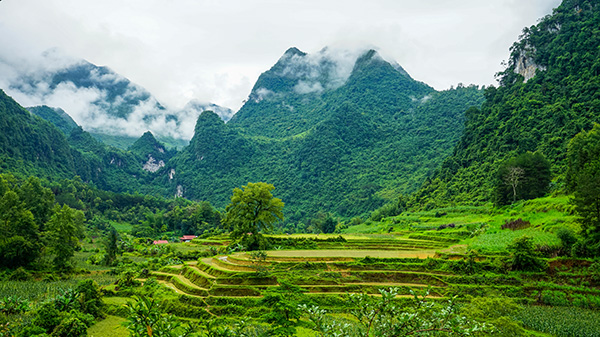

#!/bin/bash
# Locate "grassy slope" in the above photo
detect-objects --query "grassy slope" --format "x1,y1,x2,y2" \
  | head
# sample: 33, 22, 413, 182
346, 195, 576, 254
88, 315, 129, 337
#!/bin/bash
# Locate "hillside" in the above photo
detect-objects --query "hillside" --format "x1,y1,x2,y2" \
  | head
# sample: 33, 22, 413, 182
0, 90, 166, 195
129, 131, 176, 173
162, 48, 483, 221
411, 0, 600, 207
0, 90, 75, 179
26, 105, 79, 135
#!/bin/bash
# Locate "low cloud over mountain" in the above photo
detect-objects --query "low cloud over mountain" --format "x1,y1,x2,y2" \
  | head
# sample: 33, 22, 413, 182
0, 48, 232, 140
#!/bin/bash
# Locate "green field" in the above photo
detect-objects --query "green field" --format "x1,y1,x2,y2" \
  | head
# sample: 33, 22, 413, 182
1, 195, 597, 337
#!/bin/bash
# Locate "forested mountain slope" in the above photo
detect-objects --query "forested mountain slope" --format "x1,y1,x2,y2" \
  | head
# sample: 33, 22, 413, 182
0, 90, 75, 179
0, 90, 165, 195
27, 105, 79, 136
412, 0, 600, 207
161, 49, 483, 221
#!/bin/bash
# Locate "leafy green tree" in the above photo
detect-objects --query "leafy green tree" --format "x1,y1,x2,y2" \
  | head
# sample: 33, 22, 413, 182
103, 226, 119, 266
567, 125, 600, 251
46, 204, 85, 271
76, 279, 104, 317
17, 176, 55, 230
261, 282, 306, 336
321, 217, 336, 234
0, 190, 42, 268
222, 182, 284, 250
572, 161, 600, 244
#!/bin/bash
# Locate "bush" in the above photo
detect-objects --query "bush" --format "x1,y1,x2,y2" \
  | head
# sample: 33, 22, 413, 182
76, 279, 104, 317
508, 236, 546, 271
33, 302, 62, 333
0, 296, 30, 314
556, 228, 578, 253
462, 297, 526, 337
437, 223, 455, 230
9, 267, 31, 281
51, 316, 87, 337
541, 290, 569, 306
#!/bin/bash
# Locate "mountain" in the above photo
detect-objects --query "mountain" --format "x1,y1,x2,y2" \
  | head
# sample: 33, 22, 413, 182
129, 131, 176, 173
0, 90, 75, 179
410, 0, 600, 207
0, 51, 232, 144
0, 89, 168, 195
228, 47, 433, 138
66, 126, 157, 193
26, 105, 78, 135
161, 48, 484, 221
183, 100, 235, 122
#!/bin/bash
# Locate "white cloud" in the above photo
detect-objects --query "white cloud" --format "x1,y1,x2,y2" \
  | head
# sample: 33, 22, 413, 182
254, 88, 274, 102
294, 81, 324, 94
0, 0, 561, 114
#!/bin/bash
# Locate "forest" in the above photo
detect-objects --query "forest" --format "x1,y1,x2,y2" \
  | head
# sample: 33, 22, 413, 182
1, 0, 600, 336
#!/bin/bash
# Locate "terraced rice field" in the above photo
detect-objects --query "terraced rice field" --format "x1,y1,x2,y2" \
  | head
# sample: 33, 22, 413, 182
147, 235, 454, 316
130, 232, 600, 327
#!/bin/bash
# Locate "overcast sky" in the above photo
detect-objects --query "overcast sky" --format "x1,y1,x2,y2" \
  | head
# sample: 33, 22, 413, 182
0, 0, 561, 112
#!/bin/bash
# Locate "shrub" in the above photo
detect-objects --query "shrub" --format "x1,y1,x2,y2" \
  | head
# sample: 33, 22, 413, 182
508, 236, 546, 271
76, 279, 104, 317
462, 297, 526, 337
437, 223, 455, 230
556, 228, 578, 253
0, 296, 29, 314
8, 267, 31, 281
541, 290, 569, 306
33, 302, 62, 333
51, 316, 87, 337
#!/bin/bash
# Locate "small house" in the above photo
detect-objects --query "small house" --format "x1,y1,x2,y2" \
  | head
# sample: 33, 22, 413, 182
153, 240, 169, 245
179, 235, 197, 243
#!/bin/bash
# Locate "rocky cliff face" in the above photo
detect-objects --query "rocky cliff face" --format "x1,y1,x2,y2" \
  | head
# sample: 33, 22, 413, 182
514, 46, 546, 82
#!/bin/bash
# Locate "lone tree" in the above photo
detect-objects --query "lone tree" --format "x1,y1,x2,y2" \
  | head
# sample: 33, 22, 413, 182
504, 166, 525, 204
222, 182, 284, 250
494, 151, 551, 205
46, 204, 85, 271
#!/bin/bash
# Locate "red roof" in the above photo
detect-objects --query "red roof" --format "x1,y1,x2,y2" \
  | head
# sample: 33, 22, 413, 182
180, 235, 197, 240
153, 240, 169, 244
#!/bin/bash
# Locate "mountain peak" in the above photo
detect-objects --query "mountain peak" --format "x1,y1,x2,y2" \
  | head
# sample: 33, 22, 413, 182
229, 45, 435, 139
129, 130, 173, 168
283, 47, 307, 57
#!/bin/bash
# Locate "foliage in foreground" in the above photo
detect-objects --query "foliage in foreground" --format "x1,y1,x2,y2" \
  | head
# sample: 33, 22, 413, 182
126, 295, 196, 337
300, 288, 491, 336
0, 279, 104, 337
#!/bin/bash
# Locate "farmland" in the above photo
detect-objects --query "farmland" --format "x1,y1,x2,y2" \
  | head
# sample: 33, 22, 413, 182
2, 195, 598, 336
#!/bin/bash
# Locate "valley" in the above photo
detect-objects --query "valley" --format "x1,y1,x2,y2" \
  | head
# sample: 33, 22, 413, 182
1, 0, 600, 336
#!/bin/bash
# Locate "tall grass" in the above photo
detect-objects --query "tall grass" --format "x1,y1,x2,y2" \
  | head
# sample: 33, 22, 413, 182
0, 274, 117, 303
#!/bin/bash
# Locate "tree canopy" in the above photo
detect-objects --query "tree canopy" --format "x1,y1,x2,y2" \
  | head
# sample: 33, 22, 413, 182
567, 124, 600, 252
222, 182, 284, 250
